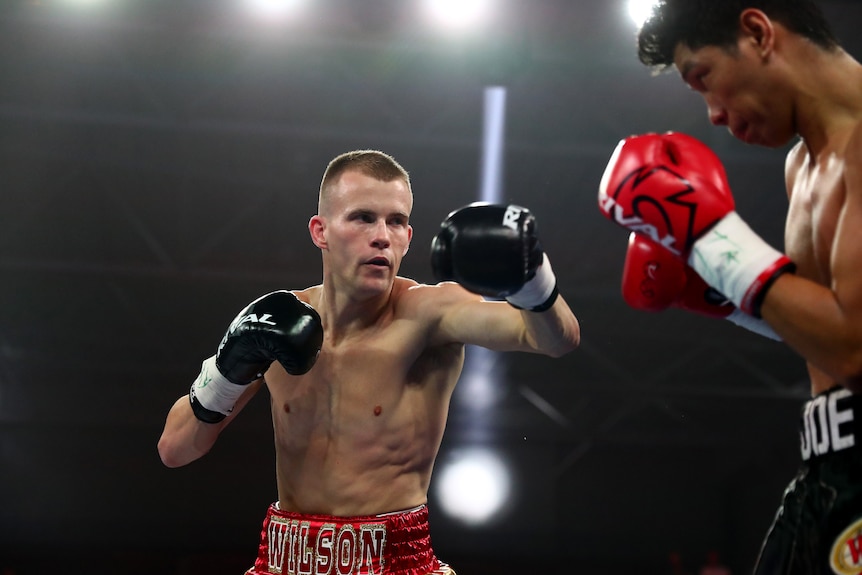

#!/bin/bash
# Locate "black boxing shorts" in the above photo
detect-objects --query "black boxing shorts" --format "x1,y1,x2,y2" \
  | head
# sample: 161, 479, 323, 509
754, 386, 862, 575
244, 503, 456, 575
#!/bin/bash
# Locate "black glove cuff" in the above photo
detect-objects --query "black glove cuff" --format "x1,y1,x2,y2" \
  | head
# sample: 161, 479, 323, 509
751, 262, 796, 318
189, 394, 227, 424
509, 284, 559, 313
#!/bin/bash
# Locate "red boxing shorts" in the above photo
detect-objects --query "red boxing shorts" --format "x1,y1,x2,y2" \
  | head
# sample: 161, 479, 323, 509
244, 503, 455, 575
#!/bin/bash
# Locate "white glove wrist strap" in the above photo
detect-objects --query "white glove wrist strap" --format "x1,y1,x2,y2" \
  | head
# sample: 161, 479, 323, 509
688, 211, 792, 316
189, 355, 246, 416
506, 253, 558, 311
725, 309, 782, 341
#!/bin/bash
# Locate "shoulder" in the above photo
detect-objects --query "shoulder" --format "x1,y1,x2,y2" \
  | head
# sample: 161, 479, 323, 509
393, 278, 481, 318
290, 285, 321, 307
397, 277, 479, 302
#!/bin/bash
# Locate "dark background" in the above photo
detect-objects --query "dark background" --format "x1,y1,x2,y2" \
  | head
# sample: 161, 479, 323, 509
1, 0, 859, 573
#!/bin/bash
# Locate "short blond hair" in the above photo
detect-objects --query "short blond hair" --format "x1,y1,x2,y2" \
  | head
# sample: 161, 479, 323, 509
318, 150, 411, 213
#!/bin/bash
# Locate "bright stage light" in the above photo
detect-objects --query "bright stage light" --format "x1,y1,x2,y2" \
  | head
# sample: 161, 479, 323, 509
435, 447, 511, 525
244, 0, 304, 21
627, 0, 658, 28
458, 347, 502, 411
59, 0, 110, 7
424, 0, 491, 31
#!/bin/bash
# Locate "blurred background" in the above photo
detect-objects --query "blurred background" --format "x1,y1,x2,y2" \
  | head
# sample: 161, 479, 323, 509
2, 0, 859, 573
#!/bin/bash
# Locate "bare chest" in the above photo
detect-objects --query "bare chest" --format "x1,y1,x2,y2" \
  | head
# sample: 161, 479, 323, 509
264, 320, 461, 444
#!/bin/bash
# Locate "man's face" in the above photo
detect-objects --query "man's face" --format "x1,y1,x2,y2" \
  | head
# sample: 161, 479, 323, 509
314, 169, 413, 297
674, 41, 796, 148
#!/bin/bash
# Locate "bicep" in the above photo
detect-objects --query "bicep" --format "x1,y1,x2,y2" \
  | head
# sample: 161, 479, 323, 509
430, 284, 528, 351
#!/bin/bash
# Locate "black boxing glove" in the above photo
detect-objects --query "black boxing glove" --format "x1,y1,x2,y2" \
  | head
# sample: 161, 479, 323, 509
430, 202, 558, 311
189, 290, 323, 423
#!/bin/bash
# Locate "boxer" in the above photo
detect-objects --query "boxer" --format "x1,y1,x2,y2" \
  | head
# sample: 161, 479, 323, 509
599, 2, 862, 572
158, 150, 580, 574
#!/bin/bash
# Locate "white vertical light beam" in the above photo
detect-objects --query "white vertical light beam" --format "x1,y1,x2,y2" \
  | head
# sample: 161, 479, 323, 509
479, 85, 507, 203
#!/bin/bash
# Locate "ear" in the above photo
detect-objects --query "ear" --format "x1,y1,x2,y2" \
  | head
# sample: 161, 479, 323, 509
309, 215, 327, 249
403, 224, 413, 256
739, 8, 775, 58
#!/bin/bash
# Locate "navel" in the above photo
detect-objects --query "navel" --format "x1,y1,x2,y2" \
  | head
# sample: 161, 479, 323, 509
283, 402, 291, 414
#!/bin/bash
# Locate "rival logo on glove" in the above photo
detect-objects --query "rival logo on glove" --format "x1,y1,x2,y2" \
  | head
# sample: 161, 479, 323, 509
217, 312, 278, 356
502, 205, 525, 231
637, 259, 664, 301
232, 312, 278, 330
599, 165, 699, 256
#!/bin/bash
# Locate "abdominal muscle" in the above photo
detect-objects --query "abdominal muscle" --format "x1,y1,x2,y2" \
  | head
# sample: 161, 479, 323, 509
263, 338, 462, 517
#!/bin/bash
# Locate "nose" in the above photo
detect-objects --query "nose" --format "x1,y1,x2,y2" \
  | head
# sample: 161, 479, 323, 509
706, 98, 727, 127
370, 220, 390, 249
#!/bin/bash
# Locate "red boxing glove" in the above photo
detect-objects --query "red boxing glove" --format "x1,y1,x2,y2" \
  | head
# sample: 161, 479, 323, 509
599, 132, 733, 256
622, 233, 782, 340
599, 132, 794, 317
622, 232, 734, 318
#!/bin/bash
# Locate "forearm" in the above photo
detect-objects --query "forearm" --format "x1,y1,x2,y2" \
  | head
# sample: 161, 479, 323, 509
157, 396, 224, 468
762, 274, 862, 390
157, 378, 261, 467
521, 296, 580, 357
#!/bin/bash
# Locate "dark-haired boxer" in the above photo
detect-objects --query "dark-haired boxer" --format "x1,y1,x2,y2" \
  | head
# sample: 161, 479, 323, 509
158, 149, 580, 574
597, 2, 862, 573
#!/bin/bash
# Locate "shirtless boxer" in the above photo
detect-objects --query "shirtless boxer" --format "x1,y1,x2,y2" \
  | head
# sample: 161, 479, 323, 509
157, 149, 580, 575
597, 2, 862, 573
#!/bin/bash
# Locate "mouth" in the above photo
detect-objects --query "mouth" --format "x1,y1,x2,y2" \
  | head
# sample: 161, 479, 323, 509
730, 121, 750, 143
364, 256, 390, 268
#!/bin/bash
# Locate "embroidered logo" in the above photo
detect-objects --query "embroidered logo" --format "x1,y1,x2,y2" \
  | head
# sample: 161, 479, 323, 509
267, 516, 387, 574
830, 517, 862, 575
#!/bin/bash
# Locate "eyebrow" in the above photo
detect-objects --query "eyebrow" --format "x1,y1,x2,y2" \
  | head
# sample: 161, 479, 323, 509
349, 208, 410, 220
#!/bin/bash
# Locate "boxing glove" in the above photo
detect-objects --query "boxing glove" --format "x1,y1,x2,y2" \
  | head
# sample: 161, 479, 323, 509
598, 131, 795, 317
190, 290, 324, 423
430, 202, 558, 311
623, 232, 781, 340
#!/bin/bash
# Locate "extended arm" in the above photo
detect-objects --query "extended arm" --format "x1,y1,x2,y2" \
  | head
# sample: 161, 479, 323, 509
428, 203, 580, 357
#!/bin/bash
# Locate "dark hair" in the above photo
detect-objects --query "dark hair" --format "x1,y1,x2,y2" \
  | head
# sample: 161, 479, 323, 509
638, 0, 839, 70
